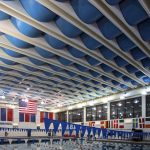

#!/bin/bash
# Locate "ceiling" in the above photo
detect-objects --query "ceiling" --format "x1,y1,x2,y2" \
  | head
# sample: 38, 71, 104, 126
0, 0, 149, 109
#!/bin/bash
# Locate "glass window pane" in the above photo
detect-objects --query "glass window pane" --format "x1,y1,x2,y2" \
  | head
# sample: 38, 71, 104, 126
110, 97, 141, 119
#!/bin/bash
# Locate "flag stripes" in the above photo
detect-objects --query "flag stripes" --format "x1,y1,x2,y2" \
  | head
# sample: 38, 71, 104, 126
19, 100, 37, 114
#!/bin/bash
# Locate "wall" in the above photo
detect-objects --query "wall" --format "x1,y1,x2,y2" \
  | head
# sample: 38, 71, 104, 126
0, 106, 54, 129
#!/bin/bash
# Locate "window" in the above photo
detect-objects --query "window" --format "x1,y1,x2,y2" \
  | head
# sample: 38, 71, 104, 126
146, 95, 150, 117
55, 111, 67, 122
110, 97, 141, 119
68, 108, 83, 122
86, 104, 107, 121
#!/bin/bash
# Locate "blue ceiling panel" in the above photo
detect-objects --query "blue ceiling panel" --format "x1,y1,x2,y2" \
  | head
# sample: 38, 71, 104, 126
20, 0, 56, 22
71, 0, 103, 24
114, 56, 128, 67
0, 57, 17, 65
97, 17, 121, 40
106, 0, 122, 5
0, 67, 12, 71
0, 10, 10, 20
119, 0, 148, 26
138, 18, 150, 41
11, 17, 42, 38
56, 17, 82, 38
28, 57, 44, 66
48, 64, 63, 72
74, 64, 89, 72
141, 57, 150, 68
23, 65, 38, 72
68, 46, 86, 58
2, 48, 23, 58
35, 47, 55, 58
6, 35, 33, 48
81, 33, 102, 50
112, 70, 123, 78
85, 55, 101, 66
125, 64, 138, 74
42, 71, 53, 77
99, 46, 117, 60
116, 34, 136, 52
130, 47, 147, 60
100, 64, 114, 73
89, 70, 100, 77
45, 34, 66, 49
57, 56, 73, 66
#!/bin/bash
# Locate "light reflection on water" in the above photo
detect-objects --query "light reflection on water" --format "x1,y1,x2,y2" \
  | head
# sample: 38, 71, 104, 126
0, 141, 149, 150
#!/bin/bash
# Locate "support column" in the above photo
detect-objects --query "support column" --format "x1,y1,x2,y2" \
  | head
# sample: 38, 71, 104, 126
142, 95, 146, 118
107, 101, 110, 121
83, 107, 86, 125
67, 110, 69, 122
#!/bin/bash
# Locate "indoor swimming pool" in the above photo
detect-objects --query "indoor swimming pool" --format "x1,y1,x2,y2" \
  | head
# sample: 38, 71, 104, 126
0, 141, 149, 150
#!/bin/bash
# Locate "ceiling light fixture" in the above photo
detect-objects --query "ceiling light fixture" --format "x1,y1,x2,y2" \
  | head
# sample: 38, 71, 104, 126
1, 95, 5, 99
26, 87, 30, 91
68, 106, 73, 110
41, 101, 44, 105
120, 92, 127, 100
141, 90, 147, 95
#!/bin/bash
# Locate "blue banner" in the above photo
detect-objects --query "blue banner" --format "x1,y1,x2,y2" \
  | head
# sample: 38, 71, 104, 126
97, 128, 101, 137
68, 123, 75, 136
44, 118, 52, 133
61, 122, 67, 136
87, 126, 92, 136
74, 124, 81, 136
92, 127, 97, 137
81, 126, 86, 137
53, 120, 60, 133
102, 128, 107, 139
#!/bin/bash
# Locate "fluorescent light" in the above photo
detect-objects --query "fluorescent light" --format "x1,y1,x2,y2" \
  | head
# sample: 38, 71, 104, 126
1, 95, 5, 99
26, 87, 30, 91
118, 103, 122, 107
134, 100, 139, 103
41, 101, 44, 105
92, 107, 96, 110
141, 91, 147, 95
120, 95, 125, 100
68, 106, 73, 110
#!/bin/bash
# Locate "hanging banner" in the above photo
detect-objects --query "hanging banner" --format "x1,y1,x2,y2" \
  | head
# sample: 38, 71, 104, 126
68, 123, 75, 136
53, 120, 60, 133
44, 118, 52, 133
74, 124, 81, 136
92, 127, 97, 137
87, 126, 92, 136
81, 126, 86, 137
97, 128, 101, 137
61, 122, 67, 136
102, 128, 107, 139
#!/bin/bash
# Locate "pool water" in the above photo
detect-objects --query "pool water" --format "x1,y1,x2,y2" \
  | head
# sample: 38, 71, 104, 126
0, 141, 149, 150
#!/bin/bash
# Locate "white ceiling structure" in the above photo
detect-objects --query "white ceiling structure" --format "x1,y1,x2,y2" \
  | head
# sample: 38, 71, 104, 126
0, 0, 150, 110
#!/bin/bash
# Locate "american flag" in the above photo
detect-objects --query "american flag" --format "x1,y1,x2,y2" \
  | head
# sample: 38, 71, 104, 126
19, 99, 37, 114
